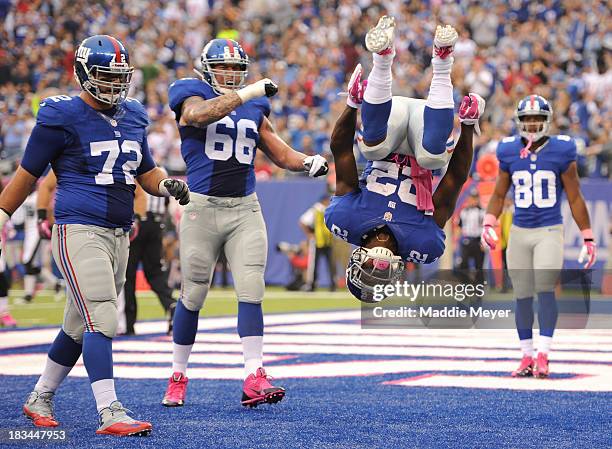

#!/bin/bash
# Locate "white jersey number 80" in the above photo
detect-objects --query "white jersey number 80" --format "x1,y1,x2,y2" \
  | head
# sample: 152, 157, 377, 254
512, 170, 556, 208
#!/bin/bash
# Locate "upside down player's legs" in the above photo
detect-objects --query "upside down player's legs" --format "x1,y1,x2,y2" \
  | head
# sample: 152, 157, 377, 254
361, 47, 394, 145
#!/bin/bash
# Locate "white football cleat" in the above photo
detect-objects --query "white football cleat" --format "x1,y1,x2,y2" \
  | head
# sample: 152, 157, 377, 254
433, 25, 458, 60
365, 15, 395, 54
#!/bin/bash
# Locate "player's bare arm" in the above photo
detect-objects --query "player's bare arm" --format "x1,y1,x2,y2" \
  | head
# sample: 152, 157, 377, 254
136, 167, 190, 205
133, 181, 147, 218
36, 169, 57, 211
258, 117, 328, 177
179, 94, 242, 127
561, 161, 591, 231
432, 123, 475, 228
329, 106, 359, 196
179, 78, 278, 128
35, 169, 57, 239
485, 169, 511, 219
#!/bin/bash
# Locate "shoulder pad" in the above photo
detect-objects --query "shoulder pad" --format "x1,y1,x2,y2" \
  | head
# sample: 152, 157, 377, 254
122, 97, 150, 127
168, 78, 214, 114
36, 95, 81, 127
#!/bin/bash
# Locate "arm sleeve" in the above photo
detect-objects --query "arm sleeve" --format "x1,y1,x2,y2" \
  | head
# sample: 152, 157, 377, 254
136, 135, 157, 175
20, 125, 65, 177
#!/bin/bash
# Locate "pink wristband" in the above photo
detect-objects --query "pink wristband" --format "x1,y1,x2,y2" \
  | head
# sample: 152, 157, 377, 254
483, 213, 497, 227
581, 228, 594, 240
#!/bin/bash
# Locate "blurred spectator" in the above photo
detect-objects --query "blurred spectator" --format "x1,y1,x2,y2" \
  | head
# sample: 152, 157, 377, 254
0, 0, 608, 181
299, 195, 336, 292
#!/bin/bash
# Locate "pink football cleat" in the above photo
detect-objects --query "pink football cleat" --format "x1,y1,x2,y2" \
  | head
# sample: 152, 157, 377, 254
241, 368, 285, 408
0, 313, 17, 328
161, 372, 188, 407
511, 356, 534, 377
533, 353, 549, 378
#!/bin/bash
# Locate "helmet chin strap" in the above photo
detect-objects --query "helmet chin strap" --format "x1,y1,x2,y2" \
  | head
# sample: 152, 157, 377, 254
520, 133, 534, 159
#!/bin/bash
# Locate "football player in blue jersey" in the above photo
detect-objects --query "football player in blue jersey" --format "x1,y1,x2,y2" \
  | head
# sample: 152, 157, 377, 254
161, 38, 328, 408
481, 94, 596, 378
324, 62, 485, 303
0, 35, 190, 436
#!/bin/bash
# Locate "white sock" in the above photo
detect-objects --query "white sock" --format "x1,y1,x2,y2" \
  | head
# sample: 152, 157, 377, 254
241, 336, 263, 378
34, 357, 73, 393
363, 51, 394, 104
519, 339, 534, 357
91, 378, 117, 412
24, 274, 36, 296
172, 342, 193, 375
538, 336, 553, 355
0, 296, 8, 315
427, 57, 454, 109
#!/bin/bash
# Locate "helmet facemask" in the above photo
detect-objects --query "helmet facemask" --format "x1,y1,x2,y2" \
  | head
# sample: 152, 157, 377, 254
346, 247, 405, 303
76, 62, 134, 106
202, 60, 248, 94
515, 111, 552, 142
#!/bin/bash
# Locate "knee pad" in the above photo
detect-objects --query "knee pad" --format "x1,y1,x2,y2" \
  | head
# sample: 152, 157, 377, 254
89, 300, 118, 338
181, 279, 209, 311
62, 325, 84, 345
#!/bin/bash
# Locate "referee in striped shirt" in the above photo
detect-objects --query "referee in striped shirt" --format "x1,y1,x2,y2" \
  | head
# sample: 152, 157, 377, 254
123, 183, 177, 335
457, 190, 486, 283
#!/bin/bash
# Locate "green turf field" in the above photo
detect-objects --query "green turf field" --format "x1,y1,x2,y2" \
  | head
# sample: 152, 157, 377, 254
7, 287, 358, 327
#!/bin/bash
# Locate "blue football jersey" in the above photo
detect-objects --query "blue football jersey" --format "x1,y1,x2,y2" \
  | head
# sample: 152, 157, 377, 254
22, 95, 155, 230
325, 155, 445, 264
168, 78, 271, 197
497, 135, 577, 228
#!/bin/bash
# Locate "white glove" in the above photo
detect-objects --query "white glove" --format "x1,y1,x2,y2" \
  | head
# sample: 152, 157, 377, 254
236, 78, 278, 103
303, 155, 329, 177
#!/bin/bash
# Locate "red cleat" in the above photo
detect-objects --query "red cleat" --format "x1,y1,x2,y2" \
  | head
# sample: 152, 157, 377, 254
241, 368, 285, 408
96, 401, 151, 436
162, 372, 188, 407
23, 392, 59, 427
511, 356, 534, 377
533, 353, 549, 378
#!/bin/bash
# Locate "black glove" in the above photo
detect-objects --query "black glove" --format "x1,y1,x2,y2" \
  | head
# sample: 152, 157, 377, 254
163, 179, 190, 205
37, 209, 52, 240
265, 80, 278, 97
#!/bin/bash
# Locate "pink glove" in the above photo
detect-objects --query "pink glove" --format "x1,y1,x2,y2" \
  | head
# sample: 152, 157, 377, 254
578, 229, 596, 269
458, 93, 485, 135
346, 64, 367, 108
480, 213, 499, 250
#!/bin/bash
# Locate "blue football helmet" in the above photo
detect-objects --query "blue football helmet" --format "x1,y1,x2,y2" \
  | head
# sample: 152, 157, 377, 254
514, 94, 553, 142
74, 35, 134, 106
346, 246, 405, 303
196, 38, 249, 93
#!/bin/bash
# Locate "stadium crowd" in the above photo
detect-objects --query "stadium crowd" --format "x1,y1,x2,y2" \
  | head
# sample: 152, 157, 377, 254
0, 0, 610, 180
